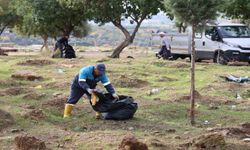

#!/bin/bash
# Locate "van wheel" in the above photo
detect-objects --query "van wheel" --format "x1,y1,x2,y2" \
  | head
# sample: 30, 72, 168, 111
215, 51, 228, 65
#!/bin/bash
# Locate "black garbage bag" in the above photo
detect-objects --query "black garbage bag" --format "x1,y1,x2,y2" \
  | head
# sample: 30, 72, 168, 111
91, 92, 138, 120
63, 44, 76, 58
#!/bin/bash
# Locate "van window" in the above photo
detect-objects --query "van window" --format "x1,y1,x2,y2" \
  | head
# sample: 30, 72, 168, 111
205, 26, 216, 38
218, 26, 250, 38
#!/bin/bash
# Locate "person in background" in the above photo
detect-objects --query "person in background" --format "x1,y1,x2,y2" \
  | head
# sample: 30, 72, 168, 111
156, 32, 172, 59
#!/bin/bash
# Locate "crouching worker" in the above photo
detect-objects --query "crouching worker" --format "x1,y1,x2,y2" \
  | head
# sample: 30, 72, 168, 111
53, 36, 69, 58
156, 32, 172, 59
63, 64, 119, 118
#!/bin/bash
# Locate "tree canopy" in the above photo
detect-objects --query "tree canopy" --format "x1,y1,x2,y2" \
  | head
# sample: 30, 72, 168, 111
0, 0, 18, 35
61, 0, 166, 58
222, 0, 250, 23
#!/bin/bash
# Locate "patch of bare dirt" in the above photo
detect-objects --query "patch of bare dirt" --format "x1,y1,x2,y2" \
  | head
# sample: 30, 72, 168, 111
157, 76, 178, 82
0, 80, 23, 87
119, 135, 148, 150
11, 70, 43, 81
17, 59, 53, 66
24, 109, 46, 121
42, 96, 67, 111
169, 63, 190, 68
146, 138, 168, 149
192, 132, 226, 149
208, 123, 250, 139
23, 92, 46, 100
15, 135, 46, 150
176, 91, 237, 105
0, 87, 31, 96
45, 81, 70, 90
201, 82, 245, 93
0, 109, 14, 131
112, 75, 148, 88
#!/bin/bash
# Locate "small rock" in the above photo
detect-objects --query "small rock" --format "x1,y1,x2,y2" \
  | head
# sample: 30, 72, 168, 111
204, 120, 210, 125
53, 92, 63, 97
174, 136, 181, 139
208, 103, 219, 110
11, 129, 23, 133
166, 129, 176, 133
128, 127, 134, 131
147, 88, 160, 96
242, 138, 250, 142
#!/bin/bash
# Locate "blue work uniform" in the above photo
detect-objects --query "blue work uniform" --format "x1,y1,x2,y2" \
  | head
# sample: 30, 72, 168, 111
67, 66, 115, 104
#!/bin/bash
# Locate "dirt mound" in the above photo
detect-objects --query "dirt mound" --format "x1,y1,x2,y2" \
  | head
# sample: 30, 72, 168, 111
0, 109, 14, 131
0, 80, 23, 87
169, 63, 190, 68
157, 76, 177, 82
25, 109, 46, 121
15, 135, 46, 150
45, 81, 70, 90
209, 123, 250, 138
42, 96, 67, 111
0, 87, 31, 96
192, 133, 226, 149
119, 135, 148, 150
113, 75, 148, 88
23, 92, 46, 100
17, 59, 53, 66
177, 91, 237, 105
4, 87, 30, 96
178, 90, 202, 100
11, 71, 43, 81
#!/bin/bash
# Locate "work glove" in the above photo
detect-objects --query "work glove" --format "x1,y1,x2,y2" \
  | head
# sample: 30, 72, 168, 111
87, 88, 96, 95
112, 93, 119, 101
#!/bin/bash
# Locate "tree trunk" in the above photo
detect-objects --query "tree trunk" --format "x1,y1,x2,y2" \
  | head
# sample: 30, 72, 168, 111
111, 38, 131, 58
190, 25, 196, 125
41, 35, 49, 52
110, 17, 144, 58
0, 26, 6, 36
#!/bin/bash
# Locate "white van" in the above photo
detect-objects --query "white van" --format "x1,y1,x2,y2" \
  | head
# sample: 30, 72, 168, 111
169, 23, 250, 65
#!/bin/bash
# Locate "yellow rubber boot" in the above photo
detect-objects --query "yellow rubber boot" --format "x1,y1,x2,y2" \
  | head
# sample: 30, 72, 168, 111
95, 112, 101, 119
63, 104, 74, 118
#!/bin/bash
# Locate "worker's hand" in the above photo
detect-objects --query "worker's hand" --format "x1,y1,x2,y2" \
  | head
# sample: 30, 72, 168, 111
112, 93, 119, 101
87, 88, 96, 95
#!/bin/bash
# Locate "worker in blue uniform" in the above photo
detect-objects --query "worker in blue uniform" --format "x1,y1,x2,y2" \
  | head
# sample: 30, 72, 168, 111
63, 64, 118, 118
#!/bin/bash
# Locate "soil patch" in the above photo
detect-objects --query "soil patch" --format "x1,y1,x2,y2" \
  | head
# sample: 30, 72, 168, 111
15, 135, 46, 150
192, 132, 226, 149
176, 91, 237, 105
209, 123, 250, 139
17, 59, 53, 66
157, 76, 178, 82
45, 81, 70, 90
23, 92, 46, 100
0, 109, 14, 131
0, 87, 30, 96
42, 96, 67, 111
119, 135, 148, 150
11, 71, 43, 81
0, 80, 23, 87
169, 63, 190, 68
113, 75, 148, 88
24, 109, 46, 121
